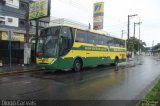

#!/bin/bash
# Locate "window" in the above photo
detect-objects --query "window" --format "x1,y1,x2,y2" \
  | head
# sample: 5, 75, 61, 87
62, 27, 70, 38
106, 37, 125, 47
87, 32, 99, 44
19, 19, 26, 27
0, 21, 5, 25
99, 35, 107, 45
39, 21, 49, 28
115, 39, 125, 47
75, 30, 87, 43
1, 0, 6, 5
107, 37, 114, 46
0, 16, 5, 20
20, 2, 27, 10
59, 27, 74, 56
8, 18, 13, 22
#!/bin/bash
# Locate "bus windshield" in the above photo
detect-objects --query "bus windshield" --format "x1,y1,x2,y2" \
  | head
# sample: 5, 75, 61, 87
37, 27, 60, 57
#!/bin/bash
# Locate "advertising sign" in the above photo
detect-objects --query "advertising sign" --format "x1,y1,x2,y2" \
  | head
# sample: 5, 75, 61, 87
29, 0, 51, 20
1, 32, 8, 40
13, 33, 24, 42
93, 2, 104, 30
1, 31, 24, 42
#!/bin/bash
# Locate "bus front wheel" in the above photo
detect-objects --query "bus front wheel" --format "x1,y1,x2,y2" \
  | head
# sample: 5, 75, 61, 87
73, 59, 82, 72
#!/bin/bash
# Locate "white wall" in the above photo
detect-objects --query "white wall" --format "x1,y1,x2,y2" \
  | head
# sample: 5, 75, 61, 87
5, 16, 19, 27
5, 0, 19, 9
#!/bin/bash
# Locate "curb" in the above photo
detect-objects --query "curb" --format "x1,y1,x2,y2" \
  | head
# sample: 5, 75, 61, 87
0, 69, 42, 76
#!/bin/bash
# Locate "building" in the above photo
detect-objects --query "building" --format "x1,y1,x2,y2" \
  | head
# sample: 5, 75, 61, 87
0, 0, 50, 65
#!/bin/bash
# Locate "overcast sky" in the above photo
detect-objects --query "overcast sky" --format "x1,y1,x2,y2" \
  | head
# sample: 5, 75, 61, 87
50, 0, 160, 47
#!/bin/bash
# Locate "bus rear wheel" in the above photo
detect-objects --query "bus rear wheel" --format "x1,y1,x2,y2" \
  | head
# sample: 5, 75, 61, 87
73, 59, 82, 72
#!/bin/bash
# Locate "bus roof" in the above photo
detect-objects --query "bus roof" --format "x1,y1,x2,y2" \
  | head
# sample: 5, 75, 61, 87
45, 24, 126, 41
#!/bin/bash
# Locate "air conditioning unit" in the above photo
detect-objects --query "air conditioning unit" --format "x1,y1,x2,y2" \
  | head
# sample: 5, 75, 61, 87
0, 16, 5, 22
4, 16, 19, 27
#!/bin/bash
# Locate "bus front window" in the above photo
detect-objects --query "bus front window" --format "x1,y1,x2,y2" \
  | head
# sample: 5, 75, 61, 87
43, 36, 58, 57
37, 27, 60, 57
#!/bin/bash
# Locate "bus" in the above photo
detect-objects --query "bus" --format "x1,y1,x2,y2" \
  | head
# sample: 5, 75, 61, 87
36, 20, 126, 71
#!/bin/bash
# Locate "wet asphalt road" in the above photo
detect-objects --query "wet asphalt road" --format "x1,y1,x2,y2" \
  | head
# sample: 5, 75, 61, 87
0, 56, 160, 101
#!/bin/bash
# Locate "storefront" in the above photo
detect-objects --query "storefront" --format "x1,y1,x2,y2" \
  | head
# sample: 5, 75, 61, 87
0, 30, 26, 65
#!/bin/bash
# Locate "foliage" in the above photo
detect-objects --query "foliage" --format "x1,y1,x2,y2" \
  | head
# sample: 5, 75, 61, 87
153, 43, 160, 51
138, 80, 160, 106
127, 37, 146, 52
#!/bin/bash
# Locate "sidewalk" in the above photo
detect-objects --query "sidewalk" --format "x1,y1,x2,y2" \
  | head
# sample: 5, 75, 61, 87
119, 55, 143, 67
0, 64, 40, 75
0, 56, 143, 75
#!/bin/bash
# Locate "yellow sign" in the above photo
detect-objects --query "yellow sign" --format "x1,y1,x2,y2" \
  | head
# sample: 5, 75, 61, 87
93, 2, 104, 30
1, 32, 8, 40
1, 31, 24, 42
94, 2, 104, 14
13, 33, 24, 42
29, 0, 50, 20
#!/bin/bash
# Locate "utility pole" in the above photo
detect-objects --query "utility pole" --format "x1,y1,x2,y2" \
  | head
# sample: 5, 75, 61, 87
121, 30, 124, 38
127, 15, 129, 40
121, 30, 126, 39
26, 0, 32, 43
152, 40, 154, 55
137, 19, 142, 55
88, 23, 91, 30
133, 22, 136, 37
127, 14, 138, 50
134, 22, 141, 37
9, 30, 12, 69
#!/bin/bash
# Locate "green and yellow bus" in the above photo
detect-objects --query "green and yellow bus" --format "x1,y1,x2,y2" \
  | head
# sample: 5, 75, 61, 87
36, 24, 126, 71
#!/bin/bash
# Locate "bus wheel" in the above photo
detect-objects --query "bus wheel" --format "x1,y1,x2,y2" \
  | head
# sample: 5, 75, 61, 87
73, 59, 82, 72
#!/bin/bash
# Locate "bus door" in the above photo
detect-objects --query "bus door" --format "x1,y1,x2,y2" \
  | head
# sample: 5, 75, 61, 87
58, 27, 74, 68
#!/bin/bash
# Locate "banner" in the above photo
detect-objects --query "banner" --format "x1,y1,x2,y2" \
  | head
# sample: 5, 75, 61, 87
1, 32, 8, 40
1, 31, 24, 42
13, 33, 24, 42
29, 0, 51, 20
93, 2, 104, 30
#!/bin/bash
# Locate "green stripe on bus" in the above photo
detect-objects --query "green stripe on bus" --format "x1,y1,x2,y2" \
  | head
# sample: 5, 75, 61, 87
72, 45, 126, 52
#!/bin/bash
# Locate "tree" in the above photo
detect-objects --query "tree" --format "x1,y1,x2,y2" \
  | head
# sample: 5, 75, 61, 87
127, 37, 146, 53
153, 43, 160, 51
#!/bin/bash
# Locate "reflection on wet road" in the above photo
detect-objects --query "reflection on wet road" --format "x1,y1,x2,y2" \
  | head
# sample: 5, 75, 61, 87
0, 56, 160, 100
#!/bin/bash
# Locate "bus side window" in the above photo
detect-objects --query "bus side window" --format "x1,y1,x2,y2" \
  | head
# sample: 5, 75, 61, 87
87, 32, 98, 44
59, 27, 73, 56
75, 30, 87, 42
